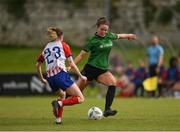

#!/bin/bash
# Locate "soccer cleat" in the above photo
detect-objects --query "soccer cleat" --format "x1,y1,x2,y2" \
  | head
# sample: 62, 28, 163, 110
55, 121, 62, 125
55, 118, 62, 125
103, 109, 118, 117
51, 100, 60, 117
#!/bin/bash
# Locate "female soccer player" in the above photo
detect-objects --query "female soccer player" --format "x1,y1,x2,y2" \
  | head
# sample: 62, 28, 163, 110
36, 27, 87, 124
72, 17, 136, 117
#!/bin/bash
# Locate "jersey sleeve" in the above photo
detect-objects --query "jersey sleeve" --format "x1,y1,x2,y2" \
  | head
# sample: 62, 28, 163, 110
107, 32, 118, 40
159, 46, 164, 55
37, 54, 45, 63
62, 41, 72, 58
82, 37, 92, 52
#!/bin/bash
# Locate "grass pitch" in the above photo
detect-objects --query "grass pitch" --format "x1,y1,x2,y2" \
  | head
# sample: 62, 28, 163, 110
0, 96, 180, 131
0, 46, 177, 73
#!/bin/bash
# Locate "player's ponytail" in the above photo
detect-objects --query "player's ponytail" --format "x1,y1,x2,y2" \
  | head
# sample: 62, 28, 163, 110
47, 27, 63, 41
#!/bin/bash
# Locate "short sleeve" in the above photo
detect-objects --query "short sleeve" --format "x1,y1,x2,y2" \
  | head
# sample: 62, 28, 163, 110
107, 32, 118, 40
83, 37, 92, 52
159, 46, 164, 55
62, 42, 72, 58
37, 54, 45, 63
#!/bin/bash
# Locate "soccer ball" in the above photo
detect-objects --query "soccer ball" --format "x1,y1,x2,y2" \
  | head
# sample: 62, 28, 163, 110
88, 107, 103, 120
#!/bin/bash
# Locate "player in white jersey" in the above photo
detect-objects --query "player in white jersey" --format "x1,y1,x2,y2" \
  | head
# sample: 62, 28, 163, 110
36, 27, 87, 124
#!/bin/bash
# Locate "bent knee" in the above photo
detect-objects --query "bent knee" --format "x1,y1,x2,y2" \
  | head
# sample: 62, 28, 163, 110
106, 77, 117, 86
109, 80, 117, 86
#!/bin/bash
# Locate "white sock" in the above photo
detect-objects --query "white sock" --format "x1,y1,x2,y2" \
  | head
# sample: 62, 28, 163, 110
56, 117, 62, 123
58, 101, 62, 107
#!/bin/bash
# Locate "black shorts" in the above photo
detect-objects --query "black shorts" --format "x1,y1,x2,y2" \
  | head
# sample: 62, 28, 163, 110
81, 64, 108, 81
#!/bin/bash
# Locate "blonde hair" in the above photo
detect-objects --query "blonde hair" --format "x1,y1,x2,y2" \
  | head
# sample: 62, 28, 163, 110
47, 27, 63, 41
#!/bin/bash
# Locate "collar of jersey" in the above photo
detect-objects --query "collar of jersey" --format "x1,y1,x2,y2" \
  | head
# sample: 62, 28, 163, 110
95, 32, 106, 38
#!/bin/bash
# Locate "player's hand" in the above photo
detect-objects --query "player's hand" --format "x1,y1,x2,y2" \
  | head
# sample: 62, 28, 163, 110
80, 75, 87, 82
128, 34, 137, 40
67, 66, 71, 72
41, 78, 48, 84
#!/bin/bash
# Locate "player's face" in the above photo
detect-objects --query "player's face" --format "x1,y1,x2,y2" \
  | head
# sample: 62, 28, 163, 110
97, 24, 109, 37
152, 36, 159, 45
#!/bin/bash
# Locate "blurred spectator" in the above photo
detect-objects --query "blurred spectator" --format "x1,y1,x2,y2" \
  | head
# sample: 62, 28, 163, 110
178, 51, 180, 70
110, 54, 124, 75
116, 61, 135, 97
133, 60, 148, 97
146, 35, 164, 97
165, 56, 180, 97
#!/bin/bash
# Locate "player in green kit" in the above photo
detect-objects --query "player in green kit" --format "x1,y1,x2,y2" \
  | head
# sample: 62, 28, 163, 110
71, 17, 136, 117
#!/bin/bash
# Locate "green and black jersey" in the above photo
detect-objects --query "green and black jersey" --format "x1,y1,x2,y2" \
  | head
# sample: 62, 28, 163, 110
83, 32, 118, 70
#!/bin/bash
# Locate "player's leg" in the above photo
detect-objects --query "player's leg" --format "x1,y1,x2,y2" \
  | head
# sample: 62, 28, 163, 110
65, 65, 91, 98
76, 77, 90, 92
52, 83, 84, 108
64, 83, 85, 104
51, 83, 84, 124
57, 89, 66, 100
76, 64, 94, 92
50, 71, 82, 124
65, 78, 90, 99
97, 71, 117, 117
53, 90, 66, 124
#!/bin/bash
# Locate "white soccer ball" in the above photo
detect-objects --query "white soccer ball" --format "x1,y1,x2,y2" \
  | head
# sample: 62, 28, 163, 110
88, 107, 103, 120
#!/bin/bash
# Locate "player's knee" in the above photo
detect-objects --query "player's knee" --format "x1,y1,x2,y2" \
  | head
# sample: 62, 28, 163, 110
108, 77, 117, 86
112, 79, 117, 85
57, 90, 66, 99
109, 80, 116, 86
60, 92, 66, 99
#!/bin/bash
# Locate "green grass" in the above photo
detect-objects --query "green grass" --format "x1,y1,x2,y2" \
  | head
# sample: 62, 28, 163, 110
0, 46, 87, 73
0, 47, 41, 73
0, 97, 180, 131
0, 45, 178, 73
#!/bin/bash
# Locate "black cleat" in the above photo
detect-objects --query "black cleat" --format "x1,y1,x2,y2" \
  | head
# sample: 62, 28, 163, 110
103, 109, 118, 117
51, 100, 60, 117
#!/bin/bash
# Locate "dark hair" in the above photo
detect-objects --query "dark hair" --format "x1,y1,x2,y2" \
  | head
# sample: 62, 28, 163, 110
96, 17, 110, 27
55, 28, 63, 37
169, 56, 178, 67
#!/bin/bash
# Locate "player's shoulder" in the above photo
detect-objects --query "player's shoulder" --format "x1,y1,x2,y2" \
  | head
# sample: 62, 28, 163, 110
157, 44, 164, 51
86, 35, 100, 44
61, 41, 69, 47
86, 36, 94, 42
157, 44, 163, 49
61, 41, 71, 49
106, 32, 115, 36
105, 32, 118, 39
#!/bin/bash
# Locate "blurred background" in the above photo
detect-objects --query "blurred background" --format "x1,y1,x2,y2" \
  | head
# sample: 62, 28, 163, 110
0, 0, 180, 97
0, 0, 180, 46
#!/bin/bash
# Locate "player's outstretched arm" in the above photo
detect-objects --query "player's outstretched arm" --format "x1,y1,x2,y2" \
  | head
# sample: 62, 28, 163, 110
73, 50, 87, 65
117, 34, 137, 40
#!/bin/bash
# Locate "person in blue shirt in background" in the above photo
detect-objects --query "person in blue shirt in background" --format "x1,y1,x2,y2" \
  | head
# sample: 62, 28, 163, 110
147, 35, 164, 97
